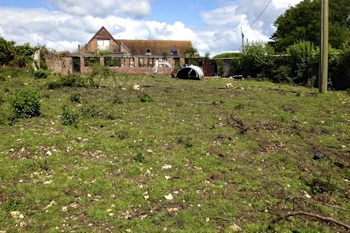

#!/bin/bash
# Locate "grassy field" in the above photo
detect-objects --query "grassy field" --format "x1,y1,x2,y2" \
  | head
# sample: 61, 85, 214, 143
0, 69, 349, 232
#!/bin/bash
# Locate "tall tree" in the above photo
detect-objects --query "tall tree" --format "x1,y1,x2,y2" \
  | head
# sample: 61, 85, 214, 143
0, 37, 15, 66
270, 0, 350, 52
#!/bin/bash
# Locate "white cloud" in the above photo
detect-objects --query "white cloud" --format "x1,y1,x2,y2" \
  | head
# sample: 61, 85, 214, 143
0, 0, 303, 57
272, 0, 301, 9
49, 0, 151, 17
201, 5, 243, 26
195, 0, 302, 55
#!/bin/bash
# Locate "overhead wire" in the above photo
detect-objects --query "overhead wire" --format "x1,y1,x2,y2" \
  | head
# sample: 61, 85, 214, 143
193, 0, 273, 46
242, 0, 272, 34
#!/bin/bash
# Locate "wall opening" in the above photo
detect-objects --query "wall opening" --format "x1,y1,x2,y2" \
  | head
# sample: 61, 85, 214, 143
73, 57, 81, 73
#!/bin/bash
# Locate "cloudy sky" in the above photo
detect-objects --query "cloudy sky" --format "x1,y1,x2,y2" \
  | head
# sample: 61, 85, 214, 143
0, 0, 302, 57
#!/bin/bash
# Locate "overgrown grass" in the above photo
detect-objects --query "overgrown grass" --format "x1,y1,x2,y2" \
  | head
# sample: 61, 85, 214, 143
0, 70, 349, 232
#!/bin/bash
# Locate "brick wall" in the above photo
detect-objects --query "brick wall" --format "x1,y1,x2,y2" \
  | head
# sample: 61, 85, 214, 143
46, 54, 190, 76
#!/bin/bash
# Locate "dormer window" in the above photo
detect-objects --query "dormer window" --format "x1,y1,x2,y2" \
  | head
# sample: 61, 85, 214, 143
146, 48, 152, 55
170, 49, 178, 56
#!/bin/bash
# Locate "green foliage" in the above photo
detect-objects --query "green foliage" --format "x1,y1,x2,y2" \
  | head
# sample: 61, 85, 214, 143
271, 65, 292, 83
112, 95, 124, 104
213, 52, 242, 59
230, 58, 242, 75
330, 46, 350, 90
60, 74, 86, 88
70, 93, 81, 103
138, 93, 153, 102
105, 57, 121, 67
37, 46, 49, 70
90, 63, 115, 77
80, 103, 100, 119
307, 177, 337, 195
203, 52, 211, 62
33, 68, 49, 79
61, 105, 79, 126
10, 89, 41, 118
183, 46, 199, 57
241, 41, 275, 79
0, 37, 15, 66
271, 0, 350, 52
10, 42, 36, 68
47, 74, 90, 89
84, 57, 100, 67
215, 59, 224, 76
286, 41, 319, 85
133, 152, 146, 163
88, 63, 115, 88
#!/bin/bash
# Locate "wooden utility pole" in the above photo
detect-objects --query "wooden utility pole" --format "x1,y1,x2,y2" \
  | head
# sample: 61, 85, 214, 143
319, 0, 329, 93
241, 28, 245, 52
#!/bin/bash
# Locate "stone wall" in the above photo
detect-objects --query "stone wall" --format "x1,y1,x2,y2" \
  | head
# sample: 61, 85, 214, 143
45, 53, 73, 75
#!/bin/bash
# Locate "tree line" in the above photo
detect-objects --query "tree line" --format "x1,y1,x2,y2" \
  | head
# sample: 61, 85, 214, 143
213, 0, 350, 90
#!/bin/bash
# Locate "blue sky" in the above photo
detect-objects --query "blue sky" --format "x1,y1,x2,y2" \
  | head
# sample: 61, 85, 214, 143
0, 0, 302, 56
144, 0, 221, 28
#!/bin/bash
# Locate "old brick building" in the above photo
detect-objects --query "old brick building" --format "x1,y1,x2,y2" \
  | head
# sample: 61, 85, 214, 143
47, 26, 215, 76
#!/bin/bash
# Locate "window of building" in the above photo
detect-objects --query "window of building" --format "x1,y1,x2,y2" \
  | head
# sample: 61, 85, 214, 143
97, 39, 110, 51
84, 57, 100, 67
170, 49, 178, 56
146, 48, 151, 55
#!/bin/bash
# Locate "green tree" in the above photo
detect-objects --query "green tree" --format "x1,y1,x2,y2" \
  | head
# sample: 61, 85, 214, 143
183, 47, 199, 58
10, 42, 36, 68
0, 37, 37, 68
270, 0, 350, 52
286, 41, 319, 85
0, 37, 15, 66
330, 46, 350, 90
241, 41, 274, 79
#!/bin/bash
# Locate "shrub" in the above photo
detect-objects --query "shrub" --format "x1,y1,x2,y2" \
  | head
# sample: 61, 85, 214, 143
61, 105, 79, 126
60, 74, 86, 87
70, 93, 81, 103
33, 69, 49, 79
138, 93, 153, 102
272, 65, 292, 83
330, 46, 350, 90
11, 89, 41, 118
286, 41, 319, 85
241, 41, 275, 79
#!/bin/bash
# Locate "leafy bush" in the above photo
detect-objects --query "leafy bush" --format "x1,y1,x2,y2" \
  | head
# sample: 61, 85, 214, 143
70, 93, 81, 103
105, 57, 121, 67
138, 93, 153, 102
10, 89, 41, 118
330, 46, 350, 90
90, 63, 115, 77
0, 37, 15, 66
286, 41, 319, 85
9, 43, 36, 68
230, 58, 242, 75
33, 69, 49, 79
48, 74, 87, 89
241, 41, 275, 79
215, 59, 224, 76
61, 105, 79, 126
60, 74, 86, 87
80, 104, 100, 119
271, 65, 292, 83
